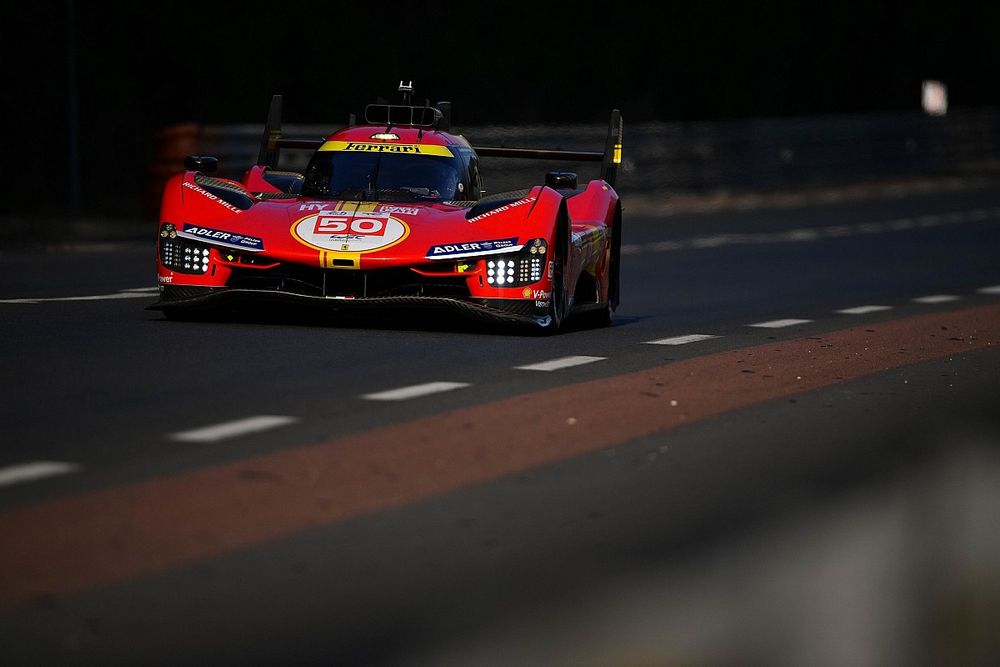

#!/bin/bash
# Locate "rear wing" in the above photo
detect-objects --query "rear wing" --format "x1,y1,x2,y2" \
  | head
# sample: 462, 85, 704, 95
256, 95, 624, 187
473, 109, 624, 187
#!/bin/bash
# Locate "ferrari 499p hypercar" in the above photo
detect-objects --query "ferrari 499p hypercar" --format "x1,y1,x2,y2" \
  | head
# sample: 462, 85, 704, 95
149, 85, 623, 332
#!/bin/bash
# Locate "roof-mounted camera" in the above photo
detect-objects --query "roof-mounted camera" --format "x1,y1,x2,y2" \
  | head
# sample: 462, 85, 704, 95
398, 80, 413, 105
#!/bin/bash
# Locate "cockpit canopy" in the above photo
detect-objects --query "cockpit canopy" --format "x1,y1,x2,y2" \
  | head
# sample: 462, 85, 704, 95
301, 144, 474, 201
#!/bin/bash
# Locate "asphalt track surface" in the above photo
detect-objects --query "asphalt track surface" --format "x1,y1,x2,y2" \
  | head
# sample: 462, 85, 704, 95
2, 184, 1000, 664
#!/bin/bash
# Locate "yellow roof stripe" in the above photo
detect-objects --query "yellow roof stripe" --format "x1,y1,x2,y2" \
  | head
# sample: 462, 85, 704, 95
319, 141, 453, 157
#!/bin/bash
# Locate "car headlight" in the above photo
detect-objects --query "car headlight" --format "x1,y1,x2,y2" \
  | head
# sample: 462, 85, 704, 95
485, 238, 546, 287
159, 222, 211, 275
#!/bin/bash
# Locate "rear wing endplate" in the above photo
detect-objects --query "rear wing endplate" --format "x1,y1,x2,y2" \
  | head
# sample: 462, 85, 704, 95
256, 95, 325, 168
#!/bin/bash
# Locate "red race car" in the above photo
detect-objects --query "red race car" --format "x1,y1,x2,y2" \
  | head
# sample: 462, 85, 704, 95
149, 84, 623, 332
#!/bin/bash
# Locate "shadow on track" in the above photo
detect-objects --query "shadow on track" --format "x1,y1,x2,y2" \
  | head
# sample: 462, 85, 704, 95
146, 302, 643, 336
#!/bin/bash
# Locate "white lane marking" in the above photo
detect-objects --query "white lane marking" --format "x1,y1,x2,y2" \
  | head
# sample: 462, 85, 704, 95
514, 355, 607, 372
621, 207, 1000, 255
0, 461, 82, 488
783, 228, 821, 241
0, 292, 154, 305
913, 295, 960, 304
643, 334, 720, 346
748, 318, 813, 329
836, 305, 892, 315
978, 285, 1000, 295
821, 225, 853, 237
169, 415, 300, 443
362, 382, 471, 401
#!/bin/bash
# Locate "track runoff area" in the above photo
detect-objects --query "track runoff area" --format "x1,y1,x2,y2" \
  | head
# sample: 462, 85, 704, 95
1, 183, 1000, 661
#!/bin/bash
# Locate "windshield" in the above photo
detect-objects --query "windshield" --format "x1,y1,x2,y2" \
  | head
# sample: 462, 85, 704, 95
301, 149, 466, 201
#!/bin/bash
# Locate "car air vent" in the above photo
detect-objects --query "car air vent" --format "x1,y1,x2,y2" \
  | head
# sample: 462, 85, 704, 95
255, 192, 299, 200
262, 170, 304, 194
193, 173, 256, 211
465, 189, 532, 220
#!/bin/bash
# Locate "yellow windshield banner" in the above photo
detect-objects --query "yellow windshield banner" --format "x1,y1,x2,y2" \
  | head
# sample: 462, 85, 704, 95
319, 141, 453, 157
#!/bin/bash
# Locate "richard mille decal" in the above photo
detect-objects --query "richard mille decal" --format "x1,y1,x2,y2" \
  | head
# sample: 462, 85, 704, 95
182, 181, 244, 214
466, 196, 536, 222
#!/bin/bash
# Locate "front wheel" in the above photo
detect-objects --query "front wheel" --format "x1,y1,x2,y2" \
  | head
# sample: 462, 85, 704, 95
539, 199, 572, 334
576, 301, 613, 328
581, 201, 621, 329
542, 252, 566, 333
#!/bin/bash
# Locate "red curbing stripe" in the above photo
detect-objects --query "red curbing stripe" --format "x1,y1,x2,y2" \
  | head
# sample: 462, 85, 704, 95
1, 304, 998, 610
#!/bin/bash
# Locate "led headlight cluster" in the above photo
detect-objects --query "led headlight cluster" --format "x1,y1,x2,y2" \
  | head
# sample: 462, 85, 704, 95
486, 258, 516, 285
159, 223, 211, 275
485, 238, 547, 287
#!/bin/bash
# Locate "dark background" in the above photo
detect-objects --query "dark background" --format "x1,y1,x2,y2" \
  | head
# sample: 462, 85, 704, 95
4, 1, 998, 217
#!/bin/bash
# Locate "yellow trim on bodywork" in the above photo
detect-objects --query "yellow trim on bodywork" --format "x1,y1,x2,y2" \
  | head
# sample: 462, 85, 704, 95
320, 250, 362, 269
319, 141, 453, 157
612, 144, 623, 164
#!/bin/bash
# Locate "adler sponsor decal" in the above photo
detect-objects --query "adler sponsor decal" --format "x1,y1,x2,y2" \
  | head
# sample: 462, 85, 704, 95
467, 196, 536, 223
425, 237, 519, 259
182, 181, 244, 214
179, 224, 264, 251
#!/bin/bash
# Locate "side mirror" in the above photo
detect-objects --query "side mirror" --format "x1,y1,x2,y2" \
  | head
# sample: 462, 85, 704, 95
184, 155, 219, 173
545, 171, 577, 189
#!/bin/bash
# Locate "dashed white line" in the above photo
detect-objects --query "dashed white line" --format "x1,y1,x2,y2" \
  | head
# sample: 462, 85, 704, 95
836, 305, 892, 315
362, 382, 471, 401
747, 318, 813, 329
643, 334, 720, 346
913, 295, 961, 304
169, 415, 300, 443
618, 207, 999, 256
821, 225, 853, 237
0, 292, 155, 304
0, 461, 82, 489
515, 355, 606, 372
978, 285, 1000, 295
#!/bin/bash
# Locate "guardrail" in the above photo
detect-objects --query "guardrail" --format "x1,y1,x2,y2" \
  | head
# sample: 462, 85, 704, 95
148, 108, 1000, 212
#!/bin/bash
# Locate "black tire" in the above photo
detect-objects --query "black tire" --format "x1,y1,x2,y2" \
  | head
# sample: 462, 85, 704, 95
578, 300, 613, 328
541, 206, 570, 334
575, 203, 620, 329
541, 246, 566, 333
